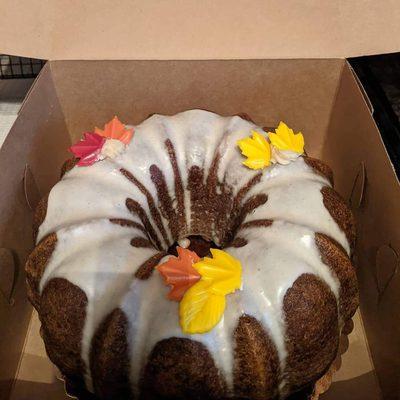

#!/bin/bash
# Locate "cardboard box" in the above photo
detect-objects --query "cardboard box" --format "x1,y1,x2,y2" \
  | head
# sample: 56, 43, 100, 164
0, 2, 400, 399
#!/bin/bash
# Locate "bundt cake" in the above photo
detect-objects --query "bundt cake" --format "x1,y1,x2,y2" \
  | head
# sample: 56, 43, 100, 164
25, 109, 358, 400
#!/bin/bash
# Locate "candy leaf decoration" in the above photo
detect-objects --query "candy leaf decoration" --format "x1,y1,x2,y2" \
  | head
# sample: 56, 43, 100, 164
69, 132, 106, 166
69, 116, 133, 167
180, 280, 226, 334
193, 249, 242, 296
157, 247, 201, 301
237, 130, 271, 170
95, 116, 134, 145
179, 249, 242, 334
268, 121, 304, 154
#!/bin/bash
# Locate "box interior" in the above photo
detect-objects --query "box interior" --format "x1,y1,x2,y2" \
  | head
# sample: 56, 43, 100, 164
1, 59, 399, 399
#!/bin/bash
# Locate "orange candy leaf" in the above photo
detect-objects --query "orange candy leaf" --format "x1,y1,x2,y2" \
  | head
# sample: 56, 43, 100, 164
95, 116, 134, 145
157, 247, 201, 301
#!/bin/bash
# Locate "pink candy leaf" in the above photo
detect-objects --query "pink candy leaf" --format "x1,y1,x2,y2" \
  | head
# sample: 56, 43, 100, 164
69, 132, 106, 166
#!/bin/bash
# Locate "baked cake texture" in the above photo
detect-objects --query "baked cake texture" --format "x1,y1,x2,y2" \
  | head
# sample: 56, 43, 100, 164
26, 110, 358, 399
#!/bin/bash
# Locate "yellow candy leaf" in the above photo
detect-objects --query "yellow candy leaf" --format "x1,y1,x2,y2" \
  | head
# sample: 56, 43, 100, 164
268, 121, 304, 154
237, 130, 271, 170
193, 249, 242, 296
180, 280, 226, 334
179, 249, 242, 334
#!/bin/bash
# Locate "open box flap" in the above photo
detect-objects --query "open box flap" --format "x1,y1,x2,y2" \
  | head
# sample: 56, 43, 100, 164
1, 0, 400, 60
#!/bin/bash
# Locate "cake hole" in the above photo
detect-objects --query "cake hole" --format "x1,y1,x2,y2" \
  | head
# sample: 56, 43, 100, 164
167, 235, 220, 258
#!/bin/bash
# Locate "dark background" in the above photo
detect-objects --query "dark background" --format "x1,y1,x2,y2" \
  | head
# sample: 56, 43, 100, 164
350, 53, 400, 179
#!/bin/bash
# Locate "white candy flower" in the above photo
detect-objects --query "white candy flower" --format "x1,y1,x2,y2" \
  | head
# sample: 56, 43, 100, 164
270, 146, 301, 165
101, 138, 126, 159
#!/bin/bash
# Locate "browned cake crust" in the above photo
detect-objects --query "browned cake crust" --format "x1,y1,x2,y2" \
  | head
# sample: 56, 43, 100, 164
303, 157, 334, 186
61, 157, 78, 177
321, 186, 356, 251
315, 233, 358, 322
235, 112, 255, 123
40, 278, 87, 379
109, 218, 148, 235
309, 317, 355, 400
25, 232, 57, 309
90, 309, 132, 399
283, 274, 339, 394
134, 251, 168, 279
234, 315, 280, 400
140, 338, 227, 399
32, 195, 48, 242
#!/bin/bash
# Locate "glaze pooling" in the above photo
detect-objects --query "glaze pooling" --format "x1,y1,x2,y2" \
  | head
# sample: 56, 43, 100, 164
37, 110, 349, 397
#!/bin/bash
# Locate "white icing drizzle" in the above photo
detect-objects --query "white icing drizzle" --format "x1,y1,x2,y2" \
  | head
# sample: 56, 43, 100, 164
37, 110, 350, 396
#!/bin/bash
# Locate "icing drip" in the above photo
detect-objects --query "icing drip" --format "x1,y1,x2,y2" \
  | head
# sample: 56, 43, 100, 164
37, 110, 350, 396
